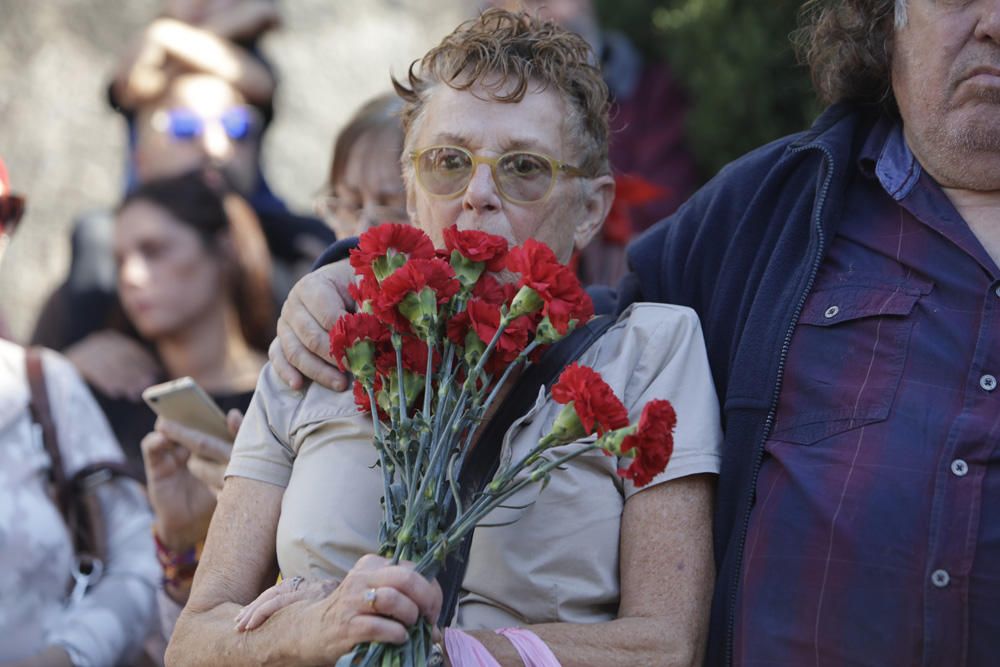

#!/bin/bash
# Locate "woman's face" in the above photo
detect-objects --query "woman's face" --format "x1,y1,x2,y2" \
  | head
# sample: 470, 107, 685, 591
115, 200, 227, 341
326, 127, 407, 239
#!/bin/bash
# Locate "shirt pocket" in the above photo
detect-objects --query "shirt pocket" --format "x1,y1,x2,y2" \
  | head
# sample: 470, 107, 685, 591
768, 279, 931, 446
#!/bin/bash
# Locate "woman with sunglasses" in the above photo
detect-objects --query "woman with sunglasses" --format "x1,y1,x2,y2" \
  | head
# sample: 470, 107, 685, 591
168, 12, 721, 667
0, 158, 159, 667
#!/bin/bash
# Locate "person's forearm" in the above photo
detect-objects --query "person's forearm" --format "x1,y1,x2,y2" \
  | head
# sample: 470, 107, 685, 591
465, 616, 700, 667
149, 19, 274, 104
168, 600, 314, 667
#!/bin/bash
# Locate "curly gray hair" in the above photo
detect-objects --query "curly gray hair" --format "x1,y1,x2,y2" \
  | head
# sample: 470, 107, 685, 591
795, 0, 909, 111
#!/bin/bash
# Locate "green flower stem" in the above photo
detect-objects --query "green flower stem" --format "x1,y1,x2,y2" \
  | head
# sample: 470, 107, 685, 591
414, 443, 600, 575
478, 340, 542, 418
368, 386, 396, 528
393, 334, 408, 427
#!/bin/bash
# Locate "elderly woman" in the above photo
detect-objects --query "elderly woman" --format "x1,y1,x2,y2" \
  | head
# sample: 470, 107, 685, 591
168, 11, 721, 666
315, 92, 408, 239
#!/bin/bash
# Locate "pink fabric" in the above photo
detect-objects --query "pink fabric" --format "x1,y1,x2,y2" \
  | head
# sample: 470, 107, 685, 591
495, 628, 562, 667
444, 628, 501, 667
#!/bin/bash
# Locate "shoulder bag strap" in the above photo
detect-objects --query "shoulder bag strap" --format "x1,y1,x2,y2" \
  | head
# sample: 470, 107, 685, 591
436, 314, 618, 624
25, 348, 73, 519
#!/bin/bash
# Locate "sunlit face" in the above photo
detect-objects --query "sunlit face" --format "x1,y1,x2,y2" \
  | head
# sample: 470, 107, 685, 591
135, 74, 260, 195
115, 200, 228, 341
406, 83, 611, 264
327, 127, 407, 239
893, 0, 1000, 189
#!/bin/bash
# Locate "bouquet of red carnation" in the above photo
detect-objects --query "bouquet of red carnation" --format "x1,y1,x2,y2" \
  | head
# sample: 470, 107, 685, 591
331, 224, 676, 667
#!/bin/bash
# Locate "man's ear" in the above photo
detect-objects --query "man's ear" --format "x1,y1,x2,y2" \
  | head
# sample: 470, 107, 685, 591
574, 174, 615, 250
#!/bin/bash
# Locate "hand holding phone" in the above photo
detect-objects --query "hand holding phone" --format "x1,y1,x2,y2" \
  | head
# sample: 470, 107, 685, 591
142, 376, 230, 441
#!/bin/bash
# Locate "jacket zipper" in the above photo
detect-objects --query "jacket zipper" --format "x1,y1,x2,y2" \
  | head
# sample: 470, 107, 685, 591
724, 144, 834, 666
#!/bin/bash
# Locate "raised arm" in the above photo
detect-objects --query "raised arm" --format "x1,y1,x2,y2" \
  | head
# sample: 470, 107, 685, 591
111, 17, 275, 111
464, 473, 715, 667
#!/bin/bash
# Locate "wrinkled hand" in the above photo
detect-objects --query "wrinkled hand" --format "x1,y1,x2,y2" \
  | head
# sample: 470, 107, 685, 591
270, 260, 355, 392
235, 576, 339, 632
280, 554, 443, 664
65, 329, 161, 400
141, 410, 242, 551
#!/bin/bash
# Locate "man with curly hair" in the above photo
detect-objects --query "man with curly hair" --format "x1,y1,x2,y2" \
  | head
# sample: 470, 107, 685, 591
271, 1, 1000, 664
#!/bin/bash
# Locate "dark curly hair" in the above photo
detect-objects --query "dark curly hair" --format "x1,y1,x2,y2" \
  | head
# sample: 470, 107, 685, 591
794, 0, 906, 111
393, 8, 610, 176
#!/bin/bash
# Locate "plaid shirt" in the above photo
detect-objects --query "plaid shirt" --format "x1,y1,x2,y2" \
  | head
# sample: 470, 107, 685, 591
734, 118, 1000, 666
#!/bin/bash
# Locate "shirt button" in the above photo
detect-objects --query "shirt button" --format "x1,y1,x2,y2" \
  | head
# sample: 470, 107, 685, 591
931, 569, 951, 588
981, 374, 997, 392
824, 305, 840, 319
951, 459, 969, 477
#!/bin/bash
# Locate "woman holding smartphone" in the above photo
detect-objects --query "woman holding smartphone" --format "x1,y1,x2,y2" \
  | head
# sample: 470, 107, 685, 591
98, 168, 274, 641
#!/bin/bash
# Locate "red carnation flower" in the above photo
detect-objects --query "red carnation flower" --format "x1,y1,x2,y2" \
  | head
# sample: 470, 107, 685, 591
328, 313, 387, 374
506, 239, 593, 334
551, 362, 629, 436
348, 276, 379, 310
619, 400, 676, 487
470, 299, 533, 374
350, 223, 435, 284
446, 299, 533, 375
471, 273, 519, 307
375, 335, 441, 376
443, 225, 509, 272
373, 258, 459, 332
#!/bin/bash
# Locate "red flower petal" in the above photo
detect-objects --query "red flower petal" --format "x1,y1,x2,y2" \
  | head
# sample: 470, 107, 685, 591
550, 362, 629, 436
350, 223, 435, 283
619, 400, 676, 487
328, 313, 387, 372
507, 239, 593, 334
443, 225, 509, 272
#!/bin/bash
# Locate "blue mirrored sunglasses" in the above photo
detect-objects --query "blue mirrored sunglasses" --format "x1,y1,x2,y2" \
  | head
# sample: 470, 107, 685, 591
152, 107, 260, 141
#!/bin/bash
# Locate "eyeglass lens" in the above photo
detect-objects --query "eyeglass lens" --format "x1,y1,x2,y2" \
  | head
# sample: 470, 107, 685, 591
320, 197, 407, 224
416, 147, 554, 202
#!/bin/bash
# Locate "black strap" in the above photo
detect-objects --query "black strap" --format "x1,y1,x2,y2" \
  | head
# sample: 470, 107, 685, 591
25, 348, 71, 518
436, 314, 617, 624
25, 347, 142, 566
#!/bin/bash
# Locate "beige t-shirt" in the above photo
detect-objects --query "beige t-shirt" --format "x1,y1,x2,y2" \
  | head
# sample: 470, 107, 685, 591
228, 303, 723, 628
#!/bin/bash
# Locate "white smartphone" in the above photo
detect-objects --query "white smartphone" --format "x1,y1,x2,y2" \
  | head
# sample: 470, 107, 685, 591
141, 376, 231, 441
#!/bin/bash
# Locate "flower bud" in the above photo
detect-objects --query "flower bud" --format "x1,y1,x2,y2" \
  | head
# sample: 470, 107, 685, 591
539, 402, 587, 448
534, 316, 577, 346
398, 288, 440, 340
595, 424, 637, 457
506, 285, 543, 320
373, 249, 408, 282
450, 249, 486, 289
345, 340, 377, 382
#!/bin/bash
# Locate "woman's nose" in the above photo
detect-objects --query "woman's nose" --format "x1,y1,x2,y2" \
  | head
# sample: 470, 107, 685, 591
200, 122, 234, 162
119, 254, 149, 287
462, 163, 502, 212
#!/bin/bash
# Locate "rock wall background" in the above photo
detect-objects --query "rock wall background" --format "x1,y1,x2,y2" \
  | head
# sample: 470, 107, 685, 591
0, 0, 466, 341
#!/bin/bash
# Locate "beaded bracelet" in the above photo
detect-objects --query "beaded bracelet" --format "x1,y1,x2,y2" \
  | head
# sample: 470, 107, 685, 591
153, 530, 201, 587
